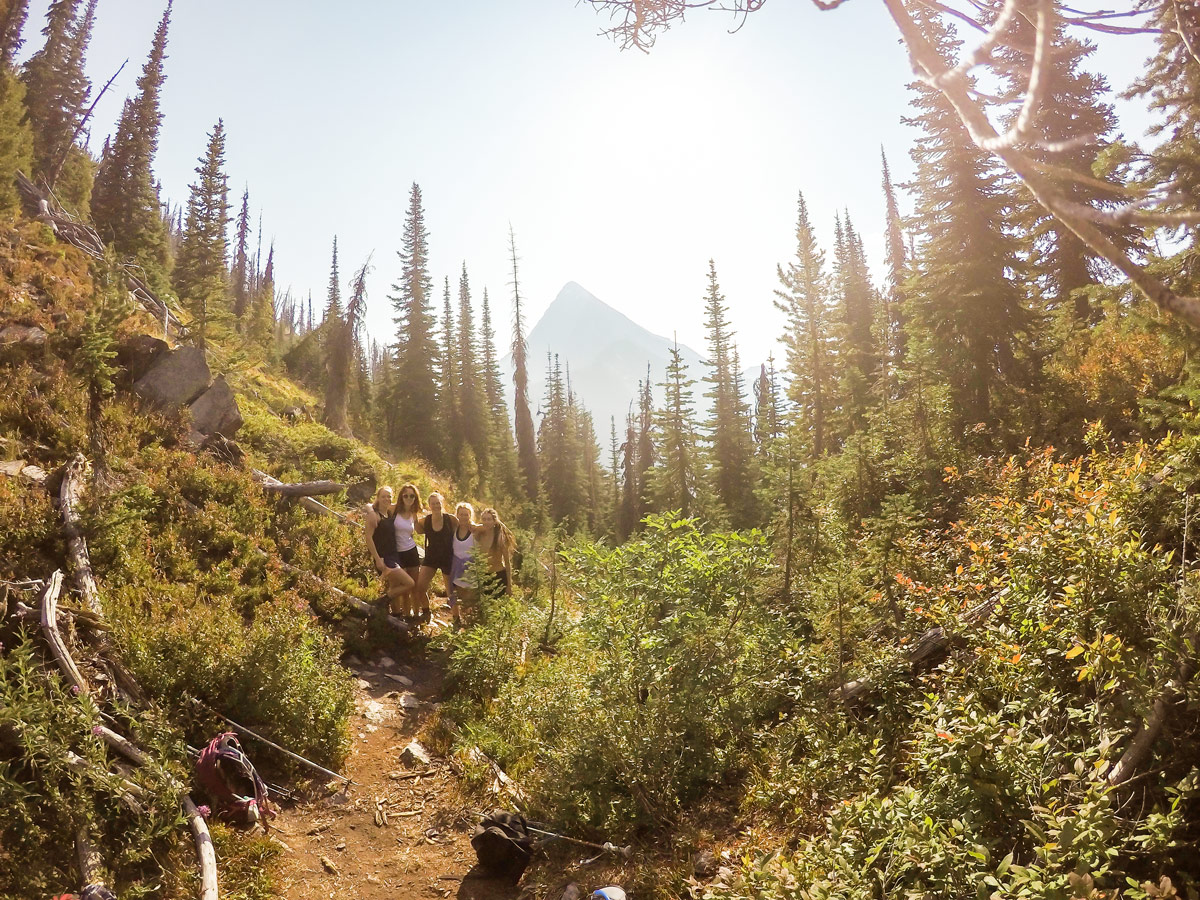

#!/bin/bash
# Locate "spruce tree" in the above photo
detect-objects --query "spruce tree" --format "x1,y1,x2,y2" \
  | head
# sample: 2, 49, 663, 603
173, 120, 230, 350
22, 0, 95, 203
608, 416, 621, 537
702, 260, 758, 527
752, 357, 781, 455
635, 366, 655, 521
0, 0, 30, 68
903, 10, 1030, 429
651, 341, 702, 516
1000, 17, 1133, 321
231, 187, 251, 323
479, 285, 520, 494
388, 183, 440, 462
249, 241, 275, 353
618, 410, 639, 539
0, 69, 32, 215
881, 148, 908, 368
509, 225, 540, 499
90, 2, 172, 293
775, 191, 835, 459
457, 264, 488, 464
441, 276, 460, 456
834, 210, 879, 431
321, 236, 346, 429
538, 354, 586, 528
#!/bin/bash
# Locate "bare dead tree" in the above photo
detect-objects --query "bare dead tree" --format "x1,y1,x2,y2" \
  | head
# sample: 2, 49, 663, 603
584, 0, 1200, 326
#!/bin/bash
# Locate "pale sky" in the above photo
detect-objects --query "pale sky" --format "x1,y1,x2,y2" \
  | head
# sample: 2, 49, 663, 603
23, 1, 1156, 369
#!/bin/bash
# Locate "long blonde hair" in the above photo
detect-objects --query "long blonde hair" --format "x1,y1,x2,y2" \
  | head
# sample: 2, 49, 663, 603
372, 485, 394, 516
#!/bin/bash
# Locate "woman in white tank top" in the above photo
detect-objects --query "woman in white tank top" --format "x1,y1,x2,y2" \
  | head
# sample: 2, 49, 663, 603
449, 502, 478, 627
391, 484, 424, 618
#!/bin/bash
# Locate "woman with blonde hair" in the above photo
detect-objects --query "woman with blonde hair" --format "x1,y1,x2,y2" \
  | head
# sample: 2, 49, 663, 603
448, 502, 479, 627
392, 483, 425, 619
415, 491, 454, 625
476, 507, 515, 597
363, 486, 414, 609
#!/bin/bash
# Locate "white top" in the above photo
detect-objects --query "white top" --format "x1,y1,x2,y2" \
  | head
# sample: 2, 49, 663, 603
395, 513, 417, 552
452, 528, 475, 587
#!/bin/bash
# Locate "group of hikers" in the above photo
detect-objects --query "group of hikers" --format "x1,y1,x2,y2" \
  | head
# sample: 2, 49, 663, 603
363, 484, 514, 628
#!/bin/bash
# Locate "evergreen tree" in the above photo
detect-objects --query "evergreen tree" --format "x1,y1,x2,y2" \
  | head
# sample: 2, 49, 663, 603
173, 120, 230, 350
834, 210, 879, 430
618, 409, 638, 539
230, 186, 251, 323
0, 69, 32, 215
249, 241, 275, 353
650, 341, 702, 516
775, 191, 835, 459
881, 148, 908, 368
91, 2, 172, 290
702, 260, 758, 527
479, 285, 520, 495
608, 416, 621, 537
635, 366, 655, 521
441, 275, 460, 456
457, 263, 488, 465
1000, 17, 1134, 321
0, 0, 31, 68
22, 0, 94, 201
903, 10, 1030, 429
752, 356, 781, 455
509, 225, 540, 499
538, 354, 587, 528
388, 183, 440, 461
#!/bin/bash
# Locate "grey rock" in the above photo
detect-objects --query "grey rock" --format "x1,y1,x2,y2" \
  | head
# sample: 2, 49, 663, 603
693, 849, 719, 879
0, 324, 47, 347
134, 346, 211, 411
189, 376, 243, 437
116, 334, 168, 382
400, 740, 432, 767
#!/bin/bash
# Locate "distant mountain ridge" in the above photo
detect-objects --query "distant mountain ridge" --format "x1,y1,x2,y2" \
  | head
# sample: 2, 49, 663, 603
504, 282, 708, 433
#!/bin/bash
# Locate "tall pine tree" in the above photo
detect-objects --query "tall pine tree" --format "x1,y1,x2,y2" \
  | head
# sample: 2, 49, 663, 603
388, 183, 440, 462
0, 0, 30, 68
322, 237, 349, 434
650, 341, 702, 517
457, 263, 488, 465
230, 187, 252, 323
91, 1, 172, 291
173, 120, 230, 350
509, 225, 540, 499
881, 148, 908, 368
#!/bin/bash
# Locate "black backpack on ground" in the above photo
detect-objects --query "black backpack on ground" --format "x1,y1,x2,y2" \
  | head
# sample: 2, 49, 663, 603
471, 809, 538, 881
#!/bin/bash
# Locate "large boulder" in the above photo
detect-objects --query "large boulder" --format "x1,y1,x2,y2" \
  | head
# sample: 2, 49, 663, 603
188, 376, 243, 437
116, 334, 169, 383
133, 346, 211, 411
0, 324, 48, 361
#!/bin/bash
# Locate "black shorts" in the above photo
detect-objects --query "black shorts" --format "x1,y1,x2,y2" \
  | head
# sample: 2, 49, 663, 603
396, 547, 421, 570
380, 552, 403, 569
422, 554, 452, 575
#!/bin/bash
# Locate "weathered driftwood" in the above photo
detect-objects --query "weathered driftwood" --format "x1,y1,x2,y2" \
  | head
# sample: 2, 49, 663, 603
60, 455, 102, 616
40, 570, 88, 694
75, 826, 115, 900
38, 567, 218, 899
251, 468, 360, 526
65, 750, 145, 812
259, 479, 346, 498
183, 795, 220, 900
1107, 634, 1198, 786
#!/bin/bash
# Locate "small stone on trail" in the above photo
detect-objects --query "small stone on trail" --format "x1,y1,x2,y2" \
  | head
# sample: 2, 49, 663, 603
319, 854, 340, 875
385, 673, 414, 686
336, 840, 346, 851
356, 678, 371, 690
402, 740, 432, 767
398, 692, 420, 709
368, 875, 382, 885
694, 849, 719, 879
560, 883, 583, 900
345, 654, 362, 666
379, 656, 396, 668
359, 698, 391, 723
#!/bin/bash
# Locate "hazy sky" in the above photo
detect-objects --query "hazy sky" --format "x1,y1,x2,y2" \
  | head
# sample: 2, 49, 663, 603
23, 1, 1156, 368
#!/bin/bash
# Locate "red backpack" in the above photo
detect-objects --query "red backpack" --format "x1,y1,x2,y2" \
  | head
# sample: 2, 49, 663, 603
195, 732, 277, 829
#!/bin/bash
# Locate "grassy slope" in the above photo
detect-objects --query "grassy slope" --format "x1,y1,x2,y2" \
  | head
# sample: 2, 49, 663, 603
0, 218, 445, 897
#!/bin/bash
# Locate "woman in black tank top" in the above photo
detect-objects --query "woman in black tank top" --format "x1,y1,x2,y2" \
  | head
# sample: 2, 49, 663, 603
415, 491, 454, 623
364, 486, 413, 607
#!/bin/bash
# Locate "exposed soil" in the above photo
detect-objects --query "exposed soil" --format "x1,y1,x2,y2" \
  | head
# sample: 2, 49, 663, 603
267, 601, 640, 900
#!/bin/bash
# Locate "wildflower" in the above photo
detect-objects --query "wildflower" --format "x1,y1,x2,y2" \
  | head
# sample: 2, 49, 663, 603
71, 684, 81, 695
197, 805, 211, 818
92, 725, 104, 736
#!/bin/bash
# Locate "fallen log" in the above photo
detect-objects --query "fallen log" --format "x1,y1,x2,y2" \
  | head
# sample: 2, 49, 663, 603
277, 559, 410, 635
60, 455, 101, 616
40, 571, 88, 694
183, 795, 220, 900
75, 827, 116, 900
251, 469, 361, 527
1107, 632, 1198, 787
38, 568, 218, 899
259, 479, 346, 498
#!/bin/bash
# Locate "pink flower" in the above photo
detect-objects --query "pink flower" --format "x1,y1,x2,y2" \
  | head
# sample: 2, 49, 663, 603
197, 805, 211, 818
71, 684, 81, 695
92, 725, 104, 736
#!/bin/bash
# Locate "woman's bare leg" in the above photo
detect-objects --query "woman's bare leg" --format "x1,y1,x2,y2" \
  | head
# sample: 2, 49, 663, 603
416, 567, 436, 619
386, 567, 414, 615
404, 567, 421, 618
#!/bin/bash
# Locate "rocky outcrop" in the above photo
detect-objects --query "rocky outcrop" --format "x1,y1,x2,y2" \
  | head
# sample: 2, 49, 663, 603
133, 346, 211, 412
115, 334, 168, 383
188, 376, 243, 438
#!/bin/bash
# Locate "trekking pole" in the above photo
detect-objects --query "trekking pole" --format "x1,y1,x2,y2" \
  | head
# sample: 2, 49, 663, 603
189, 697, 354, 787
523, 826, 633, 859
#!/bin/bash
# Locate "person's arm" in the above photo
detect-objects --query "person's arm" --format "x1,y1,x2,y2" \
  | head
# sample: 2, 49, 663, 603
414, 514, 425, 535
502, 532, 514, 594
364, 507, 384, 571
